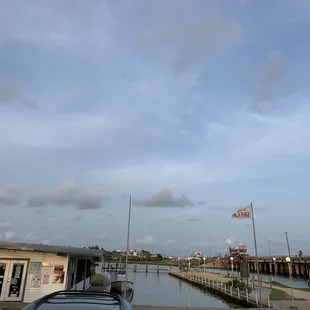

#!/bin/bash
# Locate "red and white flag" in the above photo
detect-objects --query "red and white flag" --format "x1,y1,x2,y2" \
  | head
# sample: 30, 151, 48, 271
231, 206, 252, 219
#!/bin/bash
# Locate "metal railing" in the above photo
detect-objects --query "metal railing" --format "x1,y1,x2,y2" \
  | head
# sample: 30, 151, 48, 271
169, 270, 271, 308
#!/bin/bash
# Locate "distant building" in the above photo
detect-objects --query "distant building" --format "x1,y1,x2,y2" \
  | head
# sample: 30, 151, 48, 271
128, 249, 137, 256
193, 251, 202, 258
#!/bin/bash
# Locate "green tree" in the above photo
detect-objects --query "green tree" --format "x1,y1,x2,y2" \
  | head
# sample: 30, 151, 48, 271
140, 249, 151, 260
156, 253, 163, 260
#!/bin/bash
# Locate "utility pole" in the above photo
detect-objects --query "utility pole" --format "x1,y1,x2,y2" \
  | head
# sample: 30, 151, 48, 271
208, 236, 214, 258
264, 236, 272, 288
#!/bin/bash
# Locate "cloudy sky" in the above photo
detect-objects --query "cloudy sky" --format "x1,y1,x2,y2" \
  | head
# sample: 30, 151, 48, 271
1, 0, 309, 257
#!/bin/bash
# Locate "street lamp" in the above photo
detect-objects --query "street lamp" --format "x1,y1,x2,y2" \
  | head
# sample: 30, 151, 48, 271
203, 257, 206, 272
230, 257, 234, 287
178, 257, 180, 269
285, 256, 294, 308
272, 257, 276, 277
217, 257, 220, 273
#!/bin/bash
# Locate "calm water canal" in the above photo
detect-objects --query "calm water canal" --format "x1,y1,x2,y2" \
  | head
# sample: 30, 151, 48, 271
99, 263, 309, 307
100, 264, 237, 308
128, 270, 235, 308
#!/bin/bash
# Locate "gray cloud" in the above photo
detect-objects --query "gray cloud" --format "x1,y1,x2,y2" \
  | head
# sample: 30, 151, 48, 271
0, 83, 36, 108
188, 216, 200, 222
197, 200, 205, 206
252, 51, 298, 110
0, 221, 11, 229
27, 182, 108, 210
133, 189, 194, 208
137, 1, 242, 76
0, 186, 20, 206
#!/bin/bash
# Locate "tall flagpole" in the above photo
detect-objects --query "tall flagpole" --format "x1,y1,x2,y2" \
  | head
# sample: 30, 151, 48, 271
250, 202, 262, 308
124, 195, 132, 298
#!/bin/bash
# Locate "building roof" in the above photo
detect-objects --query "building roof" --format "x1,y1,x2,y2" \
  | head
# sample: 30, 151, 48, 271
0, 241, 111, 258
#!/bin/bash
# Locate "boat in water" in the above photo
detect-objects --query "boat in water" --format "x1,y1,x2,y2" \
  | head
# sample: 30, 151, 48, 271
110, 280, 134, 303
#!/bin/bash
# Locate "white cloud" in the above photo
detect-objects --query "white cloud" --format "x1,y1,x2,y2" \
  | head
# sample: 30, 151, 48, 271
0, 221, 11, 229
3, 231, 16, 240
23, 232, 36, 241
136, 235, 156, 245
0, 187, 20, 206
225, 237, 235, 245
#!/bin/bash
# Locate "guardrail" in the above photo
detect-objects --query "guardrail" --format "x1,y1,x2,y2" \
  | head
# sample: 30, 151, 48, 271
169, 270, 270, 309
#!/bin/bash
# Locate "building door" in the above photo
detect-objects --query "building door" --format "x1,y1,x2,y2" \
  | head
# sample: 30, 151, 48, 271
0, 260, 28, 301
0, 260, 9, 301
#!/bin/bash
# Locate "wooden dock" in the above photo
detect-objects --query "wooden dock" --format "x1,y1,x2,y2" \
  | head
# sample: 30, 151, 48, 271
169, 270, 269, 309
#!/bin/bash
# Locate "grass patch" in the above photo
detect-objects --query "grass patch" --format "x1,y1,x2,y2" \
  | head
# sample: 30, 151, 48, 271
91, 274, 104, 286
271, 281, 310, 292
271, 281, 288, 288
269, 288, 306, 301
269, 288, 291, 300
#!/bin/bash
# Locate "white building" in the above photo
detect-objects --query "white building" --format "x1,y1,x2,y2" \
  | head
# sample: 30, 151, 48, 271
0, 241, 110, 303
128, 250, 137, 257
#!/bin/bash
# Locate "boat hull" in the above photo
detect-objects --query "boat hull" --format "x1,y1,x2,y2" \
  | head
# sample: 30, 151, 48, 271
110, 281, 134, 303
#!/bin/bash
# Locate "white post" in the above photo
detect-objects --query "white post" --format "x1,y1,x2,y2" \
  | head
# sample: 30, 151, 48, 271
230, 286, 233, 297
124, 195, 132, 298
237, 287, 240, 299
250, 203, 262, 308
285, 256, 294, 308
256, 292, 258, 305
267, 296, 271, 308
246, 289, 249, 302
224, 284, 227, 294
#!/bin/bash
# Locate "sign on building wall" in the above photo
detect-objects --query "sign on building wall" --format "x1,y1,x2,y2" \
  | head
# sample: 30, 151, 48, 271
42, 262, 54, 268
42, 274, 50, 285
28, 262, 42, 275
31, 274, 41, 288
53, 265, 65, 284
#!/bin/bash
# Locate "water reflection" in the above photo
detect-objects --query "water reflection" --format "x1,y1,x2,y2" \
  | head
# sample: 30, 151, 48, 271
127, 270, 234, 308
